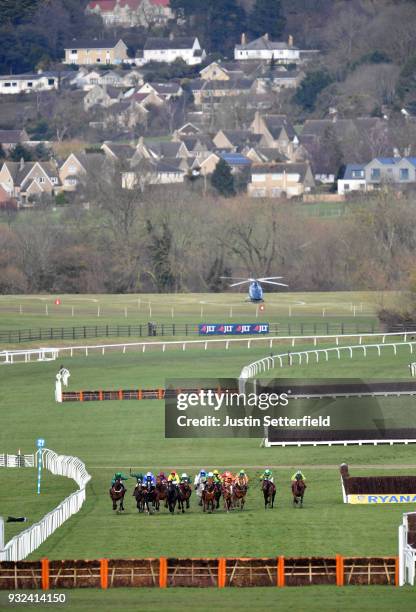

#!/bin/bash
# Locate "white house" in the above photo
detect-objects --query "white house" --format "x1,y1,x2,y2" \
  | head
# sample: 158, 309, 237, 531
235, 34, 301, 64
143, 36, 205, 65
0, 72, 59, 95
337, 164, 368, 195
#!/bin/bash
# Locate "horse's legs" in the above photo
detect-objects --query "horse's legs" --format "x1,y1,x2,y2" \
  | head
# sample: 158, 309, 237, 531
271, 492, 276, 508
112, 499, 117, 511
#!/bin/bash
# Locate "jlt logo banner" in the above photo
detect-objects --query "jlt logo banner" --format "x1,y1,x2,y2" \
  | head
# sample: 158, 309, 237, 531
198, 323, 269, 335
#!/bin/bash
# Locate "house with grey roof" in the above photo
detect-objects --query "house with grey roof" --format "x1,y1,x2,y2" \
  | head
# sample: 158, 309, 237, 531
64, 38, 128, 65
0, 130, 30, 152
0, 159, 60, 204
364, 157, 416, 186
337, 164, 367, 195
142, 36, 205, 65
0, 72, 59, 95
235, 34, 302, 64
248, 162, 314, 199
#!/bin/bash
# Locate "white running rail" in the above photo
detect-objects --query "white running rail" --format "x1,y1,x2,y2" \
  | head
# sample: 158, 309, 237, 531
0, 453, 34, 467
399, 512, 416, 585
0, 332, 412, 364
0, 448, 90, 561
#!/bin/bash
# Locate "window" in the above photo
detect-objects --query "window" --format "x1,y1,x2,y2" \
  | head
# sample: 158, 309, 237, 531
344, 183, 350, 191
4, 82, 11, 87
50, 177, 58, 184
371, 168, 380, 180
96, 58, 101, 63
252, 174, 266, 182
400, 168, 409, 181
351, 170, 363, 178
71, 50, 77, 54
48, 79, 55, 86
37, 177, 45, 183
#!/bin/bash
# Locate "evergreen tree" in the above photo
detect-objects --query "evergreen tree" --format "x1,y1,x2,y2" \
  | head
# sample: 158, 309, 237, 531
248, 0, 286, 40
9, 144, 34, 162
293, 70, 333, 111
211, 159, 235, 197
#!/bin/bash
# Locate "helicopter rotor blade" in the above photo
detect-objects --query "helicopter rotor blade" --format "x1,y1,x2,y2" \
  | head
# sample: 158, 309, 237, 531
220, 276, 256, 281
257, 276, 284, 281
229, 280, 252, 287
260, 280, 289, 287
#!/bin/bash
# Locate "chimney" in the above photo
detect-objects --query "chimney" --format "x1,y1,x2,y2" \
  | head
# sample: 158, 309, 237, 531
264, 33, 269, 42
393, 147, 400, 158
241, 33, 247, 45
19, 157, 25, 171
288, 35, 294, 47
169, 32, 174, 41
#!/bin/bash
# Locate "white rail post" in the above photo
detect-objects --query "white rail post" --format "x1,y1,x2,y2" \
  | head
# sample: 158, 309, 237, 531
0, 515, 4, 551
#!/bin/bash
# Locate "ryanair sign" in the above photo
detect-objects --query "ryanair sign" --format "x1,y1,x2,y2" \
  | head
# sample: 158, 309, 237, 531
347, 494, 416, 504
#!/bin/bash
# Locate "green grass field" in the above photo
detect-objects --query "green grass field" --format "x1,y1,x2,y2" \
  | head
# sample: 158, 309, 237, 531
0, 292, 415, 609
1, 586, 415, 612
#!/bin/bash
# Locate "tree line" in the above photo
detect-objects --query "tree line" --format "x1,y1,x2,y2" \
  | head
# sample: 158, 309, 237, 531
1, 182, 415, 295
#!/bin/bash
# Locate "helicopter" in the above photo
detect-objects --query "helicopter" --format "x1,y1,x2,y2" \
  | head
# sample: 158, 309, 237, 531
221, 276, 288, 303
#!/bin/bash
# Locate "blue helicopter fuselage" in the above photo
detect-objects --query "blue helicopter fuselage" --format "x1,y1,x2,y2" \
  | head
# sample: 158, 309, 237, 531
248, 281, 264, 302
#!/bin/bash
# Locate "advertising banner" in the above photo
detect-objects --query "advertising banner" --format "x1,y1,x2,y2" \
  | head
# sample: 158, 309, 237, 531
198, 323, 269, 335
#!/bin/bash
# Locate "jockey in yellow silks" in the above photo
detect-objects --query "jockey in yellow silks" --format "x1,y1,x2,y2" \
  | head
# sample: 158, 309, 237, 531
235, 469, 249, 486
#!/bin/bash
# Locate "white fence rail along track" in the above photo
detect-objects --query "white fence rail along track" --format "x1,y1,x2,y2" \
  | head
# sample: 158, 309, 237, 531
0, 449, 90, 561
399, 512, 416, 585
239, 339, 416, 448
0, 332, 412, 365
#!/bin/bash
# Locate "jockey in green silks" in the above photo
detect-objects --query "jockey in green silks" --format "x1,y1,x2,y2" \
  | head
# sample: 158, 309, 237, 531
260, 468, 274, 483
111, 472, 128, 487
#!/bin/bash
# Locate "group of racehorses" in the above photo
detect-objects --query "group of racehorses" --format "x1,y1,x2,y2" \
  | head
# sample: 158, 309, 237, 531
109, 475, 306, 514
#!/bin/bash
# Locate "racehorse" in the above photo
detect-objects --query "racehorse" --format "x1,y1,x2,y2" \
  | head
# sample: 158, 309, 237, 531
155, 477, 168, 511
166, 481, 178, 514
292, 479, 306, 507
202, 481, 216, 513
262, 479, 276, 509
222, 482, 233, 512
109, 478, 126, 513
233, 481, 248, 510
133, 480, 145, 513
177, 482, 192, 513
214, 482, 222, 509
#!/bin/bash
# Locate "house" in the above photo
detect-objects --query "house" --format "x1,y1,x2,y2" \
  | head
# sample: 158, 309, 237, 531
219, 152, 252, 173
0, 130, 30, 152
122, 157, 185, 188
364, 157, 416, 186
86, 0, 172, 28
199, 62, 232, 81
0, 72, 59, 95
176, 122, 201, 136
0, 160, 60, 204
83, 84, 122, 110
64, 38, 128, 66
190, 78, 255, 106
250, 112, 299, 158
248, 162, 315, 198
235, 34, 301, 64
254, 68, 305, 93
213, 130, 262, 152
337, 165, 367, 195
143, 36, 205, 66
173, 134, 215, 160
138, 81, 182, 100
103, 99, 148, 129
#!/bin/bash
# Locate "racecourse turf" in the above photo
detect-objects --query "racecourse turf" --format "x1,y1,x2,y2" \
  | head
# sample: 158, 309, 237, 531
1, 337, 416, 560
1, 586, 415, 612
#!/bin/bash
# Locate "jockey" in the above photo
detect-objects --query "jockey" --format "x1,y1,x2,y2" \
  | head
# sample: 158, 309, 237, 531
168, 470, 180, 485
157, 471, 167, 482
180, 472, 191, 484
206, 471, 214, 482
213, 469, 222, 485
260, 468, 274, 483
194, 470, 207, 504
144, 471, 156, 487
130, 472, 143, 484
235, 469, 249, 486
111, 472, 128, 487
221, 470, 233, 483
291, 470, 306, 482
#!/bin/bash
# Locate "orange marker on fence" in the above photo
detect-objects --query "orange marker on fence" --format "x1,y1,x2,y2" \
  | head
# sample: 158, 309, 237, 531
118, 389, 123, 400
217, 558, 226, 588
100, 558, 108, 589
395, 556, 399, 586
159, 557, 167, 588
41, 558, 49, 590
336, 554, 344, 586
277, 556, 285, 587
79, 391, 83, 402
